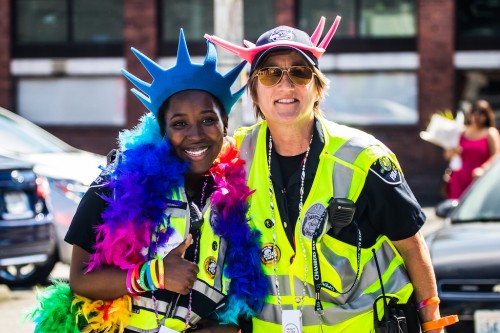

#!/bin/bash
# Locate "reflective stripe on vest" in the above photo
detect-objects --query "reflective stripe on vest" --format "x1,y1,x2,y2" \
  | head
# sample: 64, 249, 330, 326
126, 191, 228, 332
255, 237, 411, 326
234, 118, 413, 332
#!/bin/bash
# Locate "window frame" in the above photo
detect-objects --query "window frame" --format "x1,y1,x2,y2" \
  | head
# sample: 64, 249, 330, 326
11, 0, 123, 58
296, 0, 417, 53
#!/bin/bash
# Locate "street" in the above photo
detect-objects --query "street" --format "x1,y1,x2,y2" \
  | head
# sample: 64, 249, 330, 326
0, 207, 442, 333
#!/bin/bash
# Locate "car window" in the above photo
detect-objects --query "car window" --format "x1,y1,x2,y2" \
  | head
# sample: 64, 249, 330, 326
452, 161, 500, 223
0, 111, 76, 155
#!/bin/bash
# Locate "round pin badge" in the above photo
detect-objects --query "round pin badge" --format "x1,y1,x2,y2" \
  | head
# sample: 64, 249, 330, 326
260, 243, 281, 266
264, 219, 274, 228
204, 256, 217, 279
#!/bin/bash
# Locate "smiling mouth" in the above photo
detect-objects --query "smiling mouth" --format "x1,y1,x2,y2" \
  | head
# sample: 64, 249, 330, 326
276, 98, 297, 104
184, 147, 209, 157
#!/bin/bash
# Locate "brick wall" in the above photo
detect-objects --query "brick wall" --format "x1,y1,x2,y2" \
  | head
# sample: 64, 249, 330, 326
123, 0, 158, 129
0, 0, 12, 109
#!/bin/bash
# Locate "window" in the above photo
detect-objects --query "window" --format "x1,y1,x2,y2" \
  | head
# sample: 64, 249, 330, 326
244, 0, 275, 41
17, 77, 126, 126
159, 0, 276, 55
456, 0, 500, 50
159, 0, 214, 55
13, 0, 123, 57
298, 0, 416, 52
322, 72, 418, 125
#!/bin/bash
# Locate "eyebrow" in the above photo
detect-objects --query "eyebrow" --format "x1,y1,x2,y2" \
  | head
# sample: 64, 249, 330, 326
168, 109, 219, 119
262, 60, 308, 67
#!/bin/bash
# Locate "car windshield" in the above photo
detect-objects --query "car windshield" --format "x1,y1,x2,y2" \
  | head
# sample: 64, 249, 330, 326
452, 160, 500, 223
0, 110, 76, 155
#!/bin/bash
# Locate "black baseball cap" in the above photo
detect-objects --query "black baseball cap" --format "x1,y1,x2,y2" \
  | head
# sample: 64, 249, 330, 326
250, 26, 319, 72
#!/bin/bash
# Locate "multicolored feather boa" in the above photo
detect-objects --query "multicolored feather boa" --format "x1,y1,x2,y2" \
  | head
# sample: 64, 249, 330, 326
29, 114, 268, 331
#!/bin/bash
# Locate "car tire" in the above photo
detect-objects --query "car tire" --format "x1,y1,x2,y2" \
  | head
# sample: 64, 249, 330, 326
0, 251, 57, 288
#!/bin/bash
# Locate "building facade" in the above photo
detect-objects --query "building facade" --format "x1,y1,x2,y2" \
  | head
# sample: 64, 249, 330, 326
1, 0, 499, 204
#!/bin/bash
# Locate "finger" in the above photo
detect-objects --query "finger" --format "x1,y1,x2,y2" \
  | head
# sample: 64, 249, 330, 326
170, 234, 193, 256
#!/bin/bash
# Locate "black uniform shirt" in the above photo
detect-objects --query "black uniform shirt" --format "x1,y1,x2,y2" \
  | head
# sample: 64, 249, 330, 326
269, 118, 425, 249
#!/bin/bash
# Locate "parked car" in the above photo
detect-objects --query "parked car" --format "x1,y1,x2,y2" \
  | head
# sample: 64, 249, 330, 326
0, 107, 106, 266
428, 158, 500, 333
0, 156, 57, 287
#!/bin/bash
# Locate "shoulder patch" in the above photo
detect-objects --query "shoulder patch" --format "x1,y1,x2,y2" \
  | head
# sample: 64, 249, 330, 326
370, 156, 402, 185
90, 168, 112, 188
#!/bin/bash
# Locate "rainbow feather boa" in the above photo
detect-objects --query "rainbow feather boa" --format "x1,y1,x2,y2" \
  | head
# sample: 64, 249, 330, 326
30, 114, 267, 331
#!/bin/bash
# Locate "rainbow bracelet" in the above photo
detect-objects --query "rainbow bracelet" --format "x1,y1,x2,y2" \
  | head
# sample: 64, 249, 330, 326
417, 296, 440, 310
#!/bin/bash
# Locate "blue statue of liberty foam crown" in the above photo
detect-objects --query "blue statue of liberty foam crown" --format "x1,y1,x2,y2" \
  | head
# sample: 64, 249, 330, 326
121, 29, 246, 117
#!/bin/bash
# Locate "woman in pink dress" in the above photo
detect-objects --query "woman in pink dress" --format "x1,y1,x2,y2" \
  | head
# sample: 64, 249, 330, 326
446, 100, 500, 199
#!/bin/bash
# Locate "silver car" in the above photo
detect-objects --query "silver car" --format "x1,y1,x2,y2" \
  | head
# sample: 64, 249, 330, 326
429, 158, 500, 333
0, 107, 105, 266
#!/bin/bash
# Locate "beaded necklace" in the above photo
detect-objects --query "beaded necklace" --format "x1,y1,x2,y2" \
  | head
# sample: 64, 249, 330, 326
183, 177, 207, 332
267, 132, 313, 311
150, 176, 208, 332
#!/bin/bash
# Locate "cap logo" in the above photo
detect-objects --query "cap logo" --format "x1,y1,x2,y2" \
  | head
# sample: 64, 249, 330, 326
269, 27, 295, 42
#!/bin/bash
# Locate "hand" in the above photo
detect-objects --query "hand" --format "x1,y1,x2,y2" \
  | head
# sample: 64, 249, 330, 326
444, 147, 461, 160
162, 234, 199, 294
472, 166, 485, 178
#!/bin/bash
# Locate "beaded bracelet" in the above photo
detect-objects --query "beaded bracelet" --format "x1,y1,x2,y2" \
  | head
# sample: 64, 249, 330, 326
422, 315, 459, 332
417, 296, 440, 310
158, 258, 165, 289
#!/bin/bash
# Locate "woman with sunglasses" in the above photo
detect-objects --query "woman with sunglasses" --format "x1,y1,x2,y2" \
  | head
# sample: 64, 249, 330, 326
30, 30, 267, 333
445, 99, 500, 199
206, 17, 457, 333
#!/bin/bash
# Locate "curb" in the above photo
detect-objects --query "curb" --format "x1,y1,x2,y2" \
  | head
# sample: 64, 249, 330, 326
0, 284, 12, 302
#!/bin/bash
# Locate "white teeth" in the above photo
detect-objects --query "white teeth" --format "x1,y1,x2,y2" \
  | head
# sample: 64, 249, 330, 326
277, 99, 295, 103
185, 147, 208, 156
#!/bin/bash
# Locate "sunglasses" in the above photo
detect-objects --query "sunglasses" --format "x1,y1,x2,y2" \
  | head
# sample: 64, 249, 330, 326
254, 66, 315, 87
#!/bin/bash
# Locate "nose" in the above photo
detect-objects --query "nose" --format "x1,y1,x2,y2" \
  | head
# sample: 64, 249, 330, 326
187, 123, 203, 139
279, 70, 294, 87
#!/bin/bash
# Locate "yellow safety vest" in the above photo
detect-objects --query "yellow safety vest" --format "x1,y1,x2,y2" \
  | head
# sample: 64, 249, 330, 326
127, 189, 230, 332
234, 118, 414, 332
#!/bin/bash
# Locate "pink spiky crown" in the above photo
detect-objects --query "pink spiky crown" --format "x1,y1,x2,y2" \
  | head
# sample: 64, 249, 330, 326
205, 16, 341, 71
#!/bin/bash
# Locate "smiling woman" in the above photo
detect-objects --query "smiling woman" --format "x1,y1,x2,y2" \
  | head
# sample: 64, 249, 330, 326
30, 29, 268, 333
162, 90, 227, 179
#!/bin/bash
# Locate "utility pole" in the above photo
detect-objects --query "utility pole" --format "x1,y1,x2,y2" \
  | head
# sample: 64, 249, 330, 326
214, 0, 249, 133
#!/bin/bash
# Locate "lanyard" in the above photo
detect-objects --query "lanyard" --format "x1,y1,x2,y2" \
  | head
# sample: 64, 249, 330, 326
311, 203, 362, 313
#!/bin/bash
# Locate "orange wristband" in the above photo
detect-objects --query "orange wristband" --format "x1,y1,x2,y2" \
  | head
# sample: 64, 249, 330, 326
422, 315, 459, 332
417, 296, 440, 310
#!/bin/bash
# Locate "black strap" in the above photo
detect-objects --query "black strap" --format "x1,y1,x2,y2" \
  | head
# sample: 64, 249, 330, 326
311, 202, 362, 313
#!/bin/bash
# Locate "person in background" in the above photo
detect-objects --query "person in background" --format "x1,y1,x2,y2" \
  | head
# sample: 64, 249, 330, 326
206, 16, 458, 333
445, 99, 500, 199
30, 30, 267, 333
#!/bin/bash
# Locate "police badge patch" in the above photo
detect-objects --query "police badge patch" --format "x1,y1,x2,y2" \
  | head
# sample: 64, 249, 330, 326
269, 27, 294, 42
302, 203, 327, 239
370, 156, 402, 185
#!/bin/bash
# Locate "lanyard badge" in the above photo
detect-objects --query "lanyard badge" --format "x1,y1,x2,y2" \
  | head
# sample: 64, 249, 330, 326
282, 309, 303, 333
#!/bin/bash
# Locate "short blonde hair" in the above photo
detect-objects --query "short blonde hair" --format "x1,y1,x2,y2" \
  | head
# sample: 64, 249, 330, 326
248, 62, 330, 120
